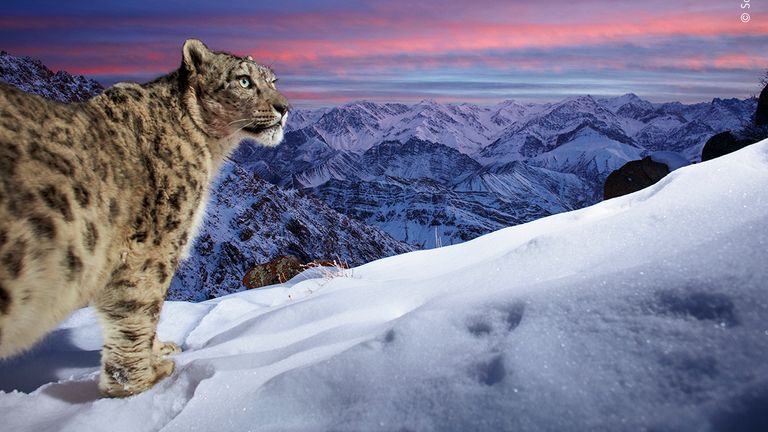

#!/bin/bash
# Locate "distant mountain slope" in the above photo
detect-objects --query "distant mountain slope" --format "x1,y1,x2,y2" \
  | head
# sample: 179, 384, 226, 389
289, 95, 755, 162
169, 164, 413, 301
481, 95, 636, 164
0, 51, 103, 102
246, 95, 756, 247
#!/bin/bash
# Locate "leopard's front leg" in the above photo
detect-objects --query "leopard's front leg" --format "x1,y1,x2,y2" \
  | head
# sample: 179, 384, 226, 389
93, 263, 179, 397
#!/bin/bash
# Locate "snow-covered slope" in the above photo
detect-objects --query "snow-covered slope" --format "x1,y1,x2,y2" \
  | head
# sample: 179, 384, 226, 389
169, 163, 413, 301
481, 95, 635, 164
2, 140, 766, 431
311, 101, 410, 153
313, 176, 523, 249
455, 161, 593, 213
384, 100, 497, 155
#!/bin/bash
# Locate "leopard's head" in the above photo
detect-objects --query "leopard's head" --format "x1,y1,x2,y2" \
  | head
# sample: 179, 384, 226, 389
180, 39, 288, 146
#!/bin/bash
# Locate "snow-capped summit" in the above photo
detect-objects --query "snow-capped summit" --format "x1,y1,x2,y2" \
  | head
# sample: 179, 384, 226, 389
598, 92, 651, 111
489, 99, 542, 127
602, 93, 657, 124
312, 103, 386, 152
311, 101, 410, 153
385, 101, 494, 156
479, 94, 634, 164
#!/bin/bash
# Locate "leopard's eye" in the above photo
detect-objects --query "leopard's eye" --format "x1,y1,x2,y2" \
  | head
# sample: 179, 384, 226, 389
238, 77, 251, 89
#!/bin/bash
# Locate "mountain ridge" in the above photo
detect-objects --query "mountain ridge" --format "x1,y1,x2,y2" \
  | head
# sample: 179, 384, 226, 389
253, 94, 756, 247
0, 51, 103, 102
2, 51, 758, 281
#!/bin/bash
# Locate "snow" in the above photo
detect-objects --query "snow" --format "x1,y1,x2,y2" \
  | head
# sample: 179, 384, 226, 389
2, 140, 768, 431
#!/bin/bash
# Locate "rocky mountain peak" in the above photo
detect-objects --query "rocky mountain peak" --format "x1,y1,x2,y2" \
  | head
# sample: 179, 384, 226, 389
0, 51, 103, 102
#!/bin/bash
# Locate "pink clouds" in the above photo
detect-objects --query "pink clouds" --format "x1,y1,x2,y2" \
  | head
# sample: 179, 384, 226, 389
1, 0, 765, 106
240, 10, 767, 66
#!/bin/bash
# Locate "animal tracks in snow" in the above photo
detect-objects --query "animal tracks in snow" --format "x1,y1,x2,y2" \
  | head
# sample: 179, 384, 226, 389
466, 301, 526, 338
464, 301, 526, 386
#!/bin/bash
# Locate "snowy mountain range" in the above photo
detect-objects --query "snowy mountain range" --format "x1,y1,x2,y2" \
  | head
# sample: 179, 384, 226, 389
240, 94, 757, 248
1, 51, 759, 295
3, 139, 766, 431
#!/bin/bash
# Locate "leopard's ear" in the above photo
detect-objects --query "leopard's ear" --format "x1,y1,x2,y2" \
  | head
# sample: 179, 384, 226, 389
182, 39, 211, 75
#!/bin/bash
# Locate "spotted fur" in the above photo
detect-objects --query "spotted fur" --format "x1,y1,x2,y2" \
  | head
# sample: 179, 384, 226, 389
0, 39, 288, 397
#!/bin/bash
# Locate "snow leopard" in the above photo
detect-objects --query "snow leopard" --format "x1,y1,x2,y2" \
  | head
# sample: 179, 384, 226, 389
0, 39, 288, 396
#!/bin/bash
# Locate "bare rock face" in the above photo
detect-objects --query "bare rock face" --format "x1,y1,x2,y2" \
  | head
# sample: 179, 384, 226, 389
603, 156, 670, 200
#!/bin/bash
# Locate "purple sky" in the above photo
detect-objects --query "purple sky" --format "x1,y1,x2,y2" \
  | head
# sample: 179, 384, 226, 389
1, 0, 766, 107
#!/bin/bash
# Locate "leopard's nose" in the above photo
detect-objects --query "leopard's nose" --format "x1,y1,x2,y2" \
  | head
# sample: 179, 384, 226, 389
273, 102, 288, 116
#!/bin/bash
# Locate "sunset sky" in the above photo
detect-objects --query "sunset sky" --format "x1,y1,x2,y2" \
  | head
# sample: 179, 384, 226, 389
1, 0, 767, 108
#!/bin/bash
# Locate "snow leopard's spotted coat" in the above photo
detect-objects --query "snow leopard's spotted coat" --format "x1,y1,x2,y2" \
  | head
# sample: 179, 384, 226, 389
0, 39, 288, 396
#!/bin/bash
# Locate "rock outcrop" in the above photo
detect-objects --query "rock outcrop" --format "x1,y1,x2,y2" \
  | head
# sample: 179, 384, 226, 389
242, 256, 350, 289
701, 131, 758, 162
755, 83, 768, 126
242, 255, 304, 289
603, 156, 670, 200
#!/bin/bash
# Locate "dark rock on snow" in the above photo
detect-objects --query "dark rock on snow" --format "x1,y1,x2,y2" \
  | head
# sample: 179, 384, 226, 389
701, 131, 758, 162
756, 84, 768, 126
603, 157, 670, 200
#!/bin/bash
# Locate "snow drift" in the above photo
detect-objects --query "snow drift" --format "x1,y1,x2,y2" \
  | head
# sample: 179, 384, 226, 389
1, 140, 767, 431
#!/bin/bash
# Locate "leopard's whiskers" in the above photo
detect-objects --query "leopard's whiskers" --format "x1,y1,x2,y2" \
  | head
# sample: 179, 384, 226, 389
224, 119, 257, 140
